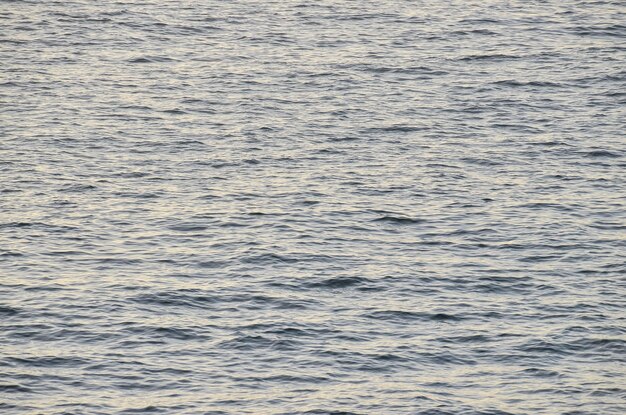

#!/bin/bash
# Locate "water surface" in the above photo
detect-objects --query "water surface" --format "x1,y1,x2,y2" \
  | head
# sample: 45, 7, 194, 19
1, 1, 625, 414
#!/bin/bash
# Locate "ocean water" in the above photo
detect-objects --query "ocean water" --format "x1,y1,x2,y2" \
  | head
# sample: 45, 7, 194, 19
1, 1, 625, 414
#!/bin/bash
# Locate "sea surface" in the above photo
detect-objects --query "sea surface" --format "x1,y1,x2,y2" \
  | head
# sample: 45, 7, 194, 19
1, 1, 625, 414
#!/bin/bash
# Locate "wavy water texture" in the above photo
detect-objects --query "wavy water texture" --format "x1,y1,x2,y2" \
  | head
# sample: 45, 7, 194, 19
1, 1, 625, 414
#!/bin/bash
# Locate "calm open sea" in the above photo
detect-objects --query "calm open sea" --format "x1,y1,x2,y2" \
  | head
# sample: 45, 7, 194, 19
1, 1, 625, 414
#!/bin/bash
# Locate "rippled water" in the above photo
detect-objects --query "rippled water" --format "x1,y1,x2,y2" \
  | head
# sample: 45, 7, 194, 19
1, 1, 625, 414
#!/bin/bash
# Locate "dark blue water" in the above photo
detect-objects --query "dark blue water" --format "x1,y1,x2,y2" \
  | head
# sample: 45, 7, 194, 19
1, 1, 625, 414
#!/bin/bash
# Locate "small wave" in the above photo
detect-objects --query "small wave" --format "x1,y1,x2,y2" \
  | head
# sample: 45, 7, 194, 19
168, 224, 208, 232
0, 306, 19, 316
197, 260, 229, 269
520, 368, 561, 378
572, 338, 626, 353
492, 79, 563, 88
0, 384, 32, 393
241, 253, 299, 264
328, 136, 359, 142
457, 53, 521, 61
218, 335, 298, 351
119, 406, 162, 414
239, 374, 331, 384
115, 192, 159, 199
23, 285, 64, 292
452, 29, 498, 36
584, 150, 621, 158
124, 325, 205, 341
6, 356, 89, 368
364, 125, 429, 133
127, 56, 177, 63
0, 221, 77, 232
518, 255, 561, 263
161, 108, 187, 114
373, 216, 425, 225
366, 310, 462, 323
518, 202, 573, 211
589, 221, 626, 230
133, 291, 314, 311
439, 334, 490, 343
305, 276, 370, 289
461, 157, 503, 166
59, 184, 97, 193
527, 140, 567, 147
133, 291, 216, 309
0, 251, 23, 257
0, 222, 35, 229
572, 24, 626, 38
